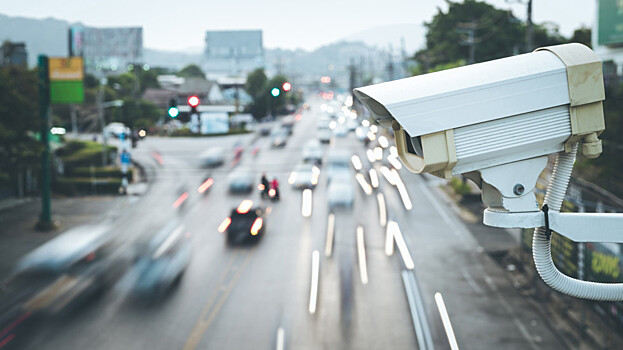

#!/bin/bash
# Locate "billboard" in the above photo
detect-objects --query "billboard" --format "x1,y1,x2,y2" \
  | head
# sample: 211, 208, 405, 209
598, 0, 623, 46
69, 25, 143, 74
48, 57, 84, 104
200, 113, 229, 134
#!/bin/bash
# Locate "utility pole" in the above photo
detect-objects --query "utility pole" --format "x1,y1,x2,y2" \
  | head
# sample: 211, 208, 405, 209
526, 0, 533, 52
36, 55, 53, 231
458, 22, 478, 64
98, 76, 108, 166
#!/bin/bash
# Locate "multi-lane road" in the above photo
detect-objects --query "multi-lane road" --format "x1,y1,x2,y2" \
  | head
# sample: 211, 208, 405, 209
14, 98, 567, 349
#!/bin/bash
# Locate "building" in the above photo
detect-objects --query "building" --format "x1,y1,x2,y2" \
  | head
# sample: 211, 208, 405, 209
592, 0, 623, 81
1, 42, 27, 67
69, 25, 143, 75
203, 30, 264, 78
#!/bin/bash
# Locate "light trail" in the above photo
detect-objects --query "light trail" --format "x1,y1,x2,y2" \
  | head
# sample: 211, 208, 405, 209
369, 168, 379, 188
377, 193, 387, 227
355, 173, 373, 195
435, 292, 460, 350
302, 189, 313, 217
356, 226, 369, 285
324, 214, 335, 257
309, 250, 320, 314
389, 221, 414, 269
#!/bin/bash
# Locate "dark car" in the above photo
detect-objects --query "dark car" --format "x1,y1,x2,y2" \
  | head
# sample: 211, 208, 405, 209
218, 200, 266, 245
227, 170, 255, 193
130, 220, 191, 298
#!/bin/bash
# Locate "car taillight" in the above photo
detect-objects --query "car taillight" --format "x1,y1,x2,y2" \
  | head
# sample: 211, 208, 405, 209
250, 218, 263, 236
218, 217, 231, 233
198, 178, 214, 194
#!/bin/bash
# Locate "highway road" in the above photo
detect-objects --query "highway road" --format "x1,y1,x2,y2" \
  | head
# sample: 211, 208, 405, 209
11, 97, 566, 350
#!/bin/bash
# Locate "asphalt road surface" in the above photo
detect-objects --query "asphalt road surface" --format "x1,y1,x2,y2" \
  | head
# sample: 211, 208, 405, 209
13, 97, 566, 350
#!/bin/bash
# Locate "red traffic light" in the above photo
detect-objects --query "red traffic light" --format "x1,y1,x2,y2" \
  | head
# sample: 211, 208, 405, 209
188, 95, 200, 107
282, 82, 292, 92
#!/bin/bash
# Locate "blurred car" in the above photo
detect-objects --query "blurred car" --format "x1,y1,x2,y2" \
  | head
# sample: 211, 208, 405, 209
228, 170, 255, 193
271, 129, 289, 148
317, 116, 331, 130
333, 125, 348, 137
327, 173, 355, 210
346, 119, 359, 132
318, 129, 332, 144
302, 139, 323, 164
281, 116, 295, 135
130, 220, 191, 298
199, 147, 225, 167
0, 223, 128, 341
258, 125, 272, 136
218, 200, 266, 245
103, 122, 130, 139
288, 163, 320, 189
326, 150, 351, 183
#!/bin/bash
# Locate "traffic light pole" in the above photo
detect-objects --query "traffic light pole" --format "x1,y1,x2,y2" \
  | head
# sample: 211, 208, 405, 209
37, 55, 54, 231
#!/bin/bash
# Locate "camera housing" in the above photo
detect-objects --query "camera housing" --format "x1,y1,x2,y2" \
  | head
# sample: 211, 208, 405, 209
354, 43, 605, 180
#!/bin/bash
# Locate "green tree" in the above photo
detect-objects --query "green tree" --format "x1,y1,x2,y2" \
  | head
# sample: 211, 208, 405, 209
245, 68, 269, 119
0, 66, 42, 189
415, 0, 523, 70
570, 27, 592, 48
178, 64, 206, 78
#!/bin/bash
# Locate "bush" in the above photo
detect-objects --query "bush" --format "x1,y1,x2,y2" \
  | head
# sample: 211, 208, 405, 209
57, 140, 117, 166
53, 177, 122, 195
65, 166, 133, 179
450, 176, 471, 196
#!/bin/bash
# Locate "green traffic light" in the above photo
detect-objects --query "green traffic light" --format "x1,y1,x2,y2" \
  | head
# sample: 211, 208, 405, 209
168, 107, 179, 118
271, 87, 280, 97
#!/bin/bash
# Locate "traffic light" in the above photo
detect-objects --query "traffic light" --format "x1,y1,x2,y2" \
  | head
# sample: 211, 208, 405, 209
188, 95, 200, 115
282, 82, 291, 92
271, 88, 280, 97
168, 98, 179, 118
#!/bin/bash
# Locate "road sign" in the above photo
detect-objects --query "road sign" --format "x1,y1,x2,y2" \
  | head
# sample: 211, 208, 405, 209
49, 57, 84, 104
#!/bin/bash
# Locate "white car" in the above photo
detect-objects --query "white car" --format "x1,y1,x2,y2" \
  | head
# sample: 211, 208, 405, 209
302, 139, 323, 164
327, 173, 354, 210
288, 163, 320, 189
199, 147, 225, 167
103, 122, 130, 139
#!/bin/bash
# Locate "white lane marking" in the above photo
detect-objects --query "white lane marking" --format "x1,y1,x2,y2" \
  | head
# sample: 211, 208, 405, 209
385, 222, 394, 256
461, 268, 484, 294
389, 221, 414, 270
434, 292, 460, 350
276, 327, 285, 350
309, 250, 320, 314
402, 270, 435, 350
356, 226, 369, 285
302, 189, 312, 217
324, 214, 335, 257
377, 192, 387, 227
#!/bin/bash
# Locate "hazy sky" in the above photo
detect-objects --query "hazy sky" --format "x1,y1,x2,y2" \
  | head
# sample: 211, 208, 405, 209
0, 0, 595, 53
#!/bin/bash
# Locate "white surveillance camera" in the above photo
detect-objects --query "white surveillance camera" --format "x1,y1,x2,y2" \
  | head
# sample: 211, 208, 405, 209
354, 43, 605, 213
355, 44, 623, 302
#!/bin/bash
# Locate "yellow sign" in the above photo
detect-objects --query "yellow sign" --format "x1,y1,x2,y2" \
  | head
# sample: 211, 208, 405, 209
48, 57, 84, 81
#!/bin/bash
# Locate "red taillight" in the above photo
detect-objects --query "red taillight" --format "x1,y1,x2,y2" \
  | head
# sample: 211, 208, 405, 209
198, 178, 214, 194
85, 252, 96, 262
173, 192, 189, 208
257, 184, 265, 191
250, 218, 263, 236
268, 188, 276, 197
218, 217, 231, 233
